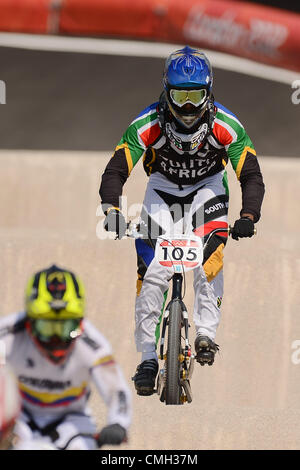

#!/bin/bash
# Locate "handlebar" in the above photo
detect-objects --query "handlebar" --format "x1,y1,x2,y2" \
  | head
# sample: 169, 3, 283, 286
57, 431, 127, 450
203, 225, 256, 249
57, 431, 102, 450
125, 222, 256, 241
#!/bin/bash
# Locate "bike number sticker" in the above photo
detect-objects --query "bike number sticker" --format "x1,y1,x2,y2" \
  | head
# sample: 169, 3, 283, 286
156, 238, 203, 272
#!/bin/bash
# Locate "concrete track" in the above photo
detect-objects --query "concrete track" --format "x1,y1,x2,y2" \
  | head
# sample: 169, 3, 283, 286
0, 39, 299, 450
0, 150, 299, 450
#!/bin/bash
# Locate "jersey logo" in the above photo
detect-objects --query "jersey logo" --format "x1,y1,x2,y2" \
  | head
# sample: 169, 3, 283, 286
81, 333, 101, 351
117, 390, 128, 415
19, 375, 72, 390
26, 358, 35, 368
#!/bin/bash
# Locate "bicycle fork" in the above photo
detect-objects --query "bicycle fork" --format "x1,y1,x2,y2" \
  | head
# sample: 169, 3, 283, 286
156, 274, 196, 404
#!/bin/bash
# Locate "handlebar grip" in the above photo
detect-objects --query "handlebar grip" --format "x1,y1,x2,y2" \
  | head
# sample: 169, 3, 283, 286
228, 225, 257, 236
95, 425, 127, 448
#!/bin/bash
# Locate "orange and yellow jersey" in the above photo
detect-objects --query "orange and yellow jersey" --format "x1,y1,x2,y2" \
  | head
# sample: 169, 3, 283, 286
100, 100, 264, 222
0, 312, 131, 430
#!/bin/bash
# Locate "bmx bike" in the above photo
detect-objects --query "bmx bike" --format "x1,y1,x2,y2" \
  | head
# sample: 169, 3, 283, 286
127, 222, 247, 405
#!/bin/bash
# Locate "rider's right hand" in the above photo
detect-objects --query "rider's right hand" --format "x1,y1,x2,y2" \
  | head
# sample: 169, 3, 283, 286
97, 423, 127, 447
231, 216, 255, 240
104, 208, 127, 239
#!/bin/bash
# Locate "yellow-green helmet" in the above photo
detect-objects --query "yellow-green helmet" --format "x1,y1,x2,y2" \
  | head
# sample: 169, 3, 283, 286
25, 264, 85, 320
25, 265, 85, 364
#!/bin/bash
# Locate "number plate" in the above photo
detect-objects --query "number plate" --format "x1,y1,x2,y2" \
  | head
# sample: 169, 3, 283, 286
155, 237, 203, 272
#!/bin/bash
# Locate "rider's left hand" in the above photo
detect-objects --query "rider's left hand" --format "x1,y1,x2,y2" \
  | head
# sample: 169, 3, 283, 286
97, 423, 127, 446
103, 208, 127, 239
231, 216, 255, 240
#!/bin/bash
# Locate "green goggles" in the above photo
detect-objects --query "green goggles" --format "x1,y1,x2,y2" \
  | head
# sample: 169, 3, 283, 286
170, 88, 207, 107
32, 319, 82, 341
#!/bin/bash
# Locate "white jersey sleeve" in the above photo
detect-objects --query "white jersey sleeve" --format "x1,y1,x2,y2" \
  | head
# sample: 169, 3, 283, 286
0, 312, 27, 361
81, 319, 132, 431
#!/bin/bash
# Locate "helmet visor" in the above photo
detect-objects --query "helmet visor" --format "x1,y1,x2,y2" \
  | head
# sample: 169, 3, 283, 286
32, 319, 82, 342
170, 89, 207, 107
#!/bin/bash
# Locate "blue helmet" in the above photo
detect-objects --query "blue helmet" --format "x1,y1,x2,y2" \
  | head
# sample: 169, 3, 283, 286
163, 46, 213, 129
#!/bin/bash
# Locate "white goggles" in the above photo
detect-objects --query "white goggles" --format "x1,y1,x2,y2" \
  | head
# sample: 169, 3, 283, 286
170, 89, 207, 107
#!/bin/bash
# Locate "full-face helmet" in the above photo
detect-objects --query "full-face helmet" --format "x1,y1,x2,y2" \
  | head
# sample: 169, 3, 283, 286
25, 265, 85, 364
163, 46, 213, 129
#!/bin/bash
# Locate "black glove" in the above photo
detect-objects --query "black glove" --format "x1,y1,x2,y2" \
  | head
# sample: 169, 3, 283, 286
231, 216, 255, 240
97, 423, 127, 447
104, 208, 127, 239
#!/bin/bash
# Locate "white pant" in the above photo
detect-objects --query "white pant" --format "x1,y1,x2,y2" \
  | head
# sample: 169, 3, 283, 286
135, 171, 228, 353
18, 409, 98, 450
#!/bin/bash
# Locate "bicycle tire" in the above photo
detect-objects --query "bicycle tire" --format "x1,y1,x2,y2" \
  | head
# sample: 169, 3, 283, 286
165, 300, 182, 405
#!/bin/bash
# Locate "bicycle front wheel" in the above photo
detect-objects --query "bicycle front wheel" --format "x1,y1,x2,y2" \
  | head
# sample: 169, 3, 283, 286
165, 300, 182, 405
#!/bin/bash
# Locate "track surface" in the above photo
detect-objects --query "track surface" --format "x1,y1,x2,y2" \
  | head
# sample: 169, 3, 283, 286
0, 150, 300, 450
0, 43, 300, 450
